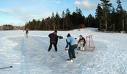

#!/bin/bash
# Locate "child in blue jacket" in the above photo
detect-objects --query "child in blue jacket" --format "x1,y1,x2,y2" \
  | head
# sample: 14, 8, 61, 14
65, 33, 77, 62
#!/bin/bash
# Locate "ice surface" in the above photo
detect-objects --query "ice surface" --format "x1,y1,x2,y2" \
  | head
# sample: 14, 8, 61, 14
0, 28, 126, 74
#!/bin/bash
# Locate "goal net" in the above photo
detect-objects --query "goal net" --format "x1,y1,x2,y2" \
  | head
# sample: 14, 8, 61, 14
85, 35, 95, 51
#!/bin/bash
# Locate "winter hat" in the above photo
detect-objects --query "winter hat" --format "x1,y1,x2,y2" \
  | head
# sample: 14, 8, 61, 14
54, 30, 57, 33
67, 33, 71, 37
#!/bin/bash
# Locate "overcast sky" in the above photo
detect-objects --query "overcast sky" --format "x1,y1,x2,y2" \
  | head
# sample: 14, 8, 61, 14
0, 0, 127, 25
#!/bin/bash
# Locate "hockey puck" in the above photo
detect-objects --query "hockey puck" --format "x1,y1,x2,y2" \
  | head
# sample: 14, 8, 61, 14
10, 66, 13, 68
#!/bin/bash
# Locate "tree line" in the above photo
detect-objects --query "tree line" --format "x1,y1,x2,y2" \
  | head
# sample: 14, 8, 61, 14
25, 0, 127, 32
25, 8, 97, 30
0, 24, 24, 30
96, 0, 127, 32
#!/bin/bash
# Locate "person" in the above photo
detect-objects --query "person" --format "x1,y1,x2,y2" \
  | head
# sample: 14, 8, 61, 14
65, 33, 77, 62
48, 30, 59, 52
26, 28, 29, 38
77, 35, 86, 51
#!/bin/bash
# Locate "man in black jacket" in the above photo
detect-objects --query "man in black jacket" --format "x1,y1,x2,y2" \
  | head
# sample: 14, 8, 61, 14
48, 30, 58, 52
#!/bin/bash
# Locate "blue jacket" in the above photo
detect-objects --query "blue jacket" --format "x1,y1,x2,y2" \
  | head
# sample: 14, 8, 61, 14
65, 36, 77, 48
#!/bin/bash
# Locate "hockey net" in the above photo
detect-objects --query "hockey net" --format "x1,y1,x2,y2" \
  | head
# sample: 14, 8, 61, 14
85, 35, 95, 51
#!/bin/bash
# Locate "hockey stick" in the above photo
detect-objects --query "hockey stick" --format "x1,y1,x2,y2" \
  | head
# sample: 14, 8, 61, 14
0, 66, 13, 69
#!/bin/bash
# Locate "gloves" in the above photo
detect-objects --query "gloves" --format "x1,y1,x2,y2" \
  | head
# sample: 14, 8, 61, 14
65, 48, 68, 51
58, 36, 63, 39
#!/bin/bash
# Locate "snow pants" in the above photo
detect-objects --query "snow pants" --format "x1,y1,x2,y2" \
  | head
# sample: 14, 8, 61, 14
78, 41, 85, 50
68, 44, 77, 60
48, 42, 57, 52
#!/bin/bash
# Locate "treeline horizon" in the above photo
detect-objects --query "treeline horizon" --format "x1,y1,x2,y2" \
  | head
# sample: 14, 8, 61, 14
25, 0, 127, 32
25, 8, 96, 31
1, 0, 127, 32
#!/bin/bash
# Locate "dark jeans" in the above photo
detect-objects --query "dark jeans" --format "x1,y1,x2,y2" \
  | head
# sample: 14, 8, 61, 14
68, 44, 77, 60
48, 42, 57, 52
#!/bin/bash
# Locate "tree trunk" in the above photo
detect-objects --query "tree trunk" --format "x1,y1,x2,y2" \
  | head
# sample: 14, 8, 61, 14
122, 19, 124, 31
105, 20, 108, 31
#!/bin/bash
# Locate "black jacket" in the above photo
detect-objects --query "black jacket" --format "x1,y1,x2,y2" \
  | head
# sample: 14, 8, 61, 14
49, 33, 58, 44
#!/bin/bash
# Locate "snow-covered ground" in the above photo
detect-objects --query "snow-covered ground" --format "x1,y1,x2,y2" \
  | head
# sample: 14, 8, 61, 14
0, 28, 127, 74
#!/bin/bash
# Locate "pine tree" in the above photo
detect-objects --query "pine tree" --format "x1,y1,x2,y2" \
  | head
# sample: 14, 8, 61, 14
62, 11, 65, 30
125, 12, 127, 32
100, 0, 112, 31
96, 4, 103, 30
111, 7, 116, 31
116, 0, 123, 12
65, 9, 72, 30
76, 8, 85, 29
55, 12, 60, 30
116, 0, 125, 31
